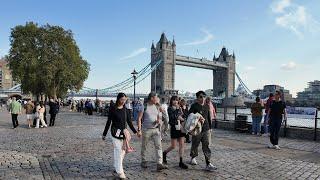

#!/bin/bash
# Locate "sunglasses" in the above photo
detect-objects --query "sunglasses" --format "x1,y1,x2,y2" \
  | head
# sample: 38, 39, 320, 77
198, 95, 206, 99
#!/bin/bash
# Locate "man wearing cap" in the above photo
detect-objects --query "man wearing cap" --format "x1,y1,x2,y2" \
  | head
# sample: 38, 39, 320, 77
137, 92, 168, 171
188, 90, 217, 171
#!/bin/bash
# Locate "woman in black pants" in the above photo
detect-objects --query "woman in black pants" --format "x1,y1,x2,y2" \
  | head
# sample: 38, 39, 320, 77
163, 96, 188, 169
102, 93, 138, 179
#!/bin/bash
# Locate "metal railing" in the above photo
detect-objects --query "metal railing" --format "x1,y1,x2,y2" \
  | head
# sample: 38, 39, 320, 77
215, 107, 319, 141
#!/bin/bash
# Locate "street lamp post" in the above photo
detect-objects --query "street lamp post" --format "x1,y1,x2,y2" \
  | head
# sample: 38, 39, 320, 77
131, 69, 138, 108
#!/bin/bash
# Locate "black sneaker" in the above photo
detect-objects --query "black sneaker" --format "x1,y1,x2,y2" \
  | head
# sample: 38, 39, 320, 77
141, 162, 147, 169
179, 162, 188, 169
157, 164, 168, 171
163, 152, 167, 164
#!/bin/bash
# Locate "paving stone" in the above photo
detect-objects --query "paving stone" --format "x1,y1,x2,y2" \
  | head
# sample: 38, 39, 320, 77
1, 109, 320, 179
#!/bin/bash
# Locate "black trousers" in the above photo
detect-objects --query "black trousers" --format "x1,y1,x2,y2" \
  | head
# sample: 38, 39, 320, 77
44, 112, 47, 124
88, 108, 93, 115
49, 114, 57, 126
11, 114, 19, 128
269, 119, 282, 145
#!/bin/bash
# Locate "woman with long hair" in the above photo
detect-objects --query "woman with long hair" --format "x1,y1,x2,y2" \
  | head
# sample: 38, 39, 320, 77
102, 93, 138, 179
163, 96, 188, 169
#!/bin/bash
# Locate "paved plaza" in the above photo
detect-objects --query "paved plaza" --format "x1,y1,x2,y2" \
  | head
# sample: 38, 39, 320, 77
1, 109, 320, 180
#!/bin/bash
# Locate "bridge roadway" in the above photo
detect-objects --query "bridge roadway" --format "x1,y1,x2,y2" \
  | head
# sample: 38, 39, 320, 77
0, 109, 320, 179
176, 55, 228, 70
67, 93, 148, 98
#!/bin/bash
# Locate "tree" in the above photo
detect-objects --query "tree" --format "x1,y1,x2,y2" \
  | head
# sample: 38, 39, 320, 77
7, 22, 90, 99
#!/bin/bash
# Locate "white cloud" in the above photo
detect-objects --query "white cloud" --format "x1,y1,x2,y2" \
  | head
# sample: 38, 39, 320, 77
271, 0, 320, 38
244, 66, 256, 71
181, 28, 214, 46
280, 61, 297, 70
120, 48, 147, 61
271, 0, 291, 13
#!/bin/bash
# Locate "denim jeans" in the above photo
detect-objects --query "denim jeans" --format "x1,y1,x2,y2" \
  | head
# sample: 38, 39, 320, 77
252, 116, 262, 134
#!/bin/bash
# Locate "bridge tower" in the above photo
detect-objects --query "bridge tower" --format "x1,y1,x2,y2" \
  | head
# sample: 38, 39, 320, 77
151, 33, 235, 97
151, 33, 176, 95
212, 47, 236, 97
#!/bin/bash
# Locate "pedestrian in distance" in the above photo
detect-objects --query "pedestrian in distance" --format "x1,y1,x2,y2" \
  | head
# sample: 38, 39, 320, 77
8, 97, 22, 129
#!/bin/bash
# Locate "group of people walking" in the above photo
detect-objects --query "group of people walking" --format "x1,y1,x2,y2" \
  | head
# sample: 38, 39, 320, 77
250, 90, 287, 150
102, 91, 217, 179
8, 97, 60, 129
74, 99, 103, 115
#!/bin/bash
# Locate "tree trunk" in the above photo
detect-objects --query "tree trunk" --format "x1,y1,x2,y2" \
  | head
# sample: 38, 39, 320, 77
52, 87, 58, 100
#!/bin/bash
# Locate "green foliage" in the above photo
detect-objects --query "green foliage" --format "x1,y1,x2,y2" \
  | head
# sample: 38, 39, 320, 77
7, 22, 90, 99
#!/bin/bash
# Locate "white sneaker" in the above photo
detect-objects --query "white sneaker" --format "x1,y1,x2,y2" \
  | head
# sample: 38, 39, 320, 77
119, 173, 126, 179
268, 143, 275, 149
275, 145, 281, 150
205, 163, 217, 172
190, 158, 198, 165
35, 127, 39, 129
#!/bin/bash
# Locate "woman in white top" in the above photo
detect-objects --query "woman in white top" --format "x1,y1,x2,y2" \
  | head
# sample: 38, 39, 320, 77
35, 101, 48, 128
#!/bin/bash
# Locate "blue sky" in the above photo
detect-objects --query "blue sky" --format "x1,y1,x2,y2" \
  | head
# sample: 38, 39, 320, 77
0, 0, 319, 96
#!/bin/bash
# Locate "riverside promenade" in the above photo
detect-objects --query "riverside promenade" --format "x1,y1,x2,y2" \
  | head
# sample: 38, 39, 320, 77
1, 109, 320, 180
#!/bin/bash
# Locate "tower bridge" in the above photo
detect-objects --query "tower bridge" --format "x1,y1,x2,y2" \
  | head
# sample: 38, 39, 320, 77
151, 33, 235, 97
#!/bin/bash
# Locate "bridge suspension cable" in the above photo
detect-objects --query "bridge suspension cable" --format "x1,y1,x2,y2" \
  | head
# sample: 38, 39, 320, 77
99, 62, 152, 91
108, 59, 163, 93
235, 72, 254, 96
75, 58, 163, 95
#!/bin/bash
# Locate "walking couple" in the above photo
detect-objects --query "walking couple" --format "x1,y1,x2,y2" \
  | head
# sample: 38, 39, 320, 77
102, 91, 217, 179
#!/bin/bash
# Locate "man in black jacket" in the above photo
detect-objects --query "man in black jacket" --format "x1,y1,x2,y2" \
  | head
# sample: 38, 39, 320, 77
188, 91, 217, 172
49, 99, 59, 126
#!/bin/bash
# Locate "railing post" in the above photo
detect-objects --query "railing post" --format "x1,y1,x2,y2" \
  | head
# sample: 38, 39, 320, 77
234, 106, 237, 121
314, 110, 318, 141
284, 116, 287, 137
223, 107, 226, 121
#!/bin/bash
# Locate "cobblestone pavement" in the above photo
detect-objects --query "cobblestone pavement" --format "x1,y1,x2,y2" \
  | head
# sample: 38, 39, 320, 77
1, 110, 320, 180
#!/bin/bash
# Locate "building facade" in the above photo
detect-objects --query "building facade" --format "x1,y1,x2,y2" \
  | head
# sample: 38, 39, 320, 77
296, 80, 320, 106
253, 84, 293, 103
0, 58, 15, 90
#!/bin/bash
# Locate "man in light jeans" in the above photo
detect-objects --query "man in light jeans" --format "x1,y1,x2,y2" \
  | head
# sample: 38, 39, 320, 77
137, 92, 168, 171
